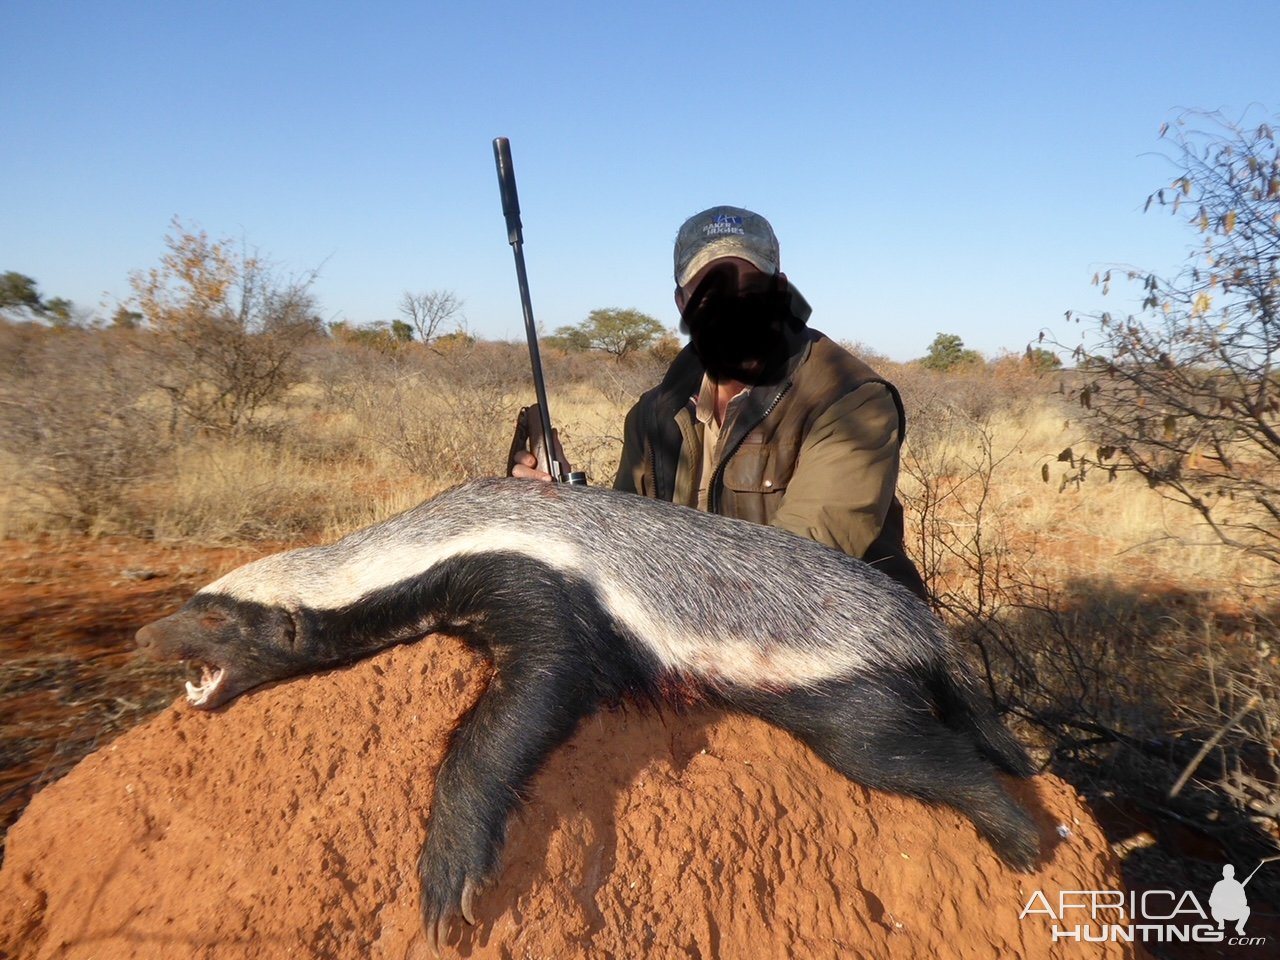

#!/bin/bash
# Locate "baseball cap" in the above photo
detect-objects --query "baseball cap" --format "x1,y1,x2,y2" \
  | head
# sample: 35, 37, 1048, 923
673, 206, 780, 288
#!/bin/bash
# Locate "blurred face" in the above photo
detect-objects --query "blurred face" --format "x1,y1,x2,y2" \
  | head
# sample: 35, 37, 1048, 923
677, 258, 791, 384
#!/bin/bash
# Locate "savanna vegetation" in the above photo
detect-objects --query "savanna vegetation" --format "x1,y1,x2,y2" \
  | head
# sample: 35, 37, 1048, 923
1, 114, 1277, 928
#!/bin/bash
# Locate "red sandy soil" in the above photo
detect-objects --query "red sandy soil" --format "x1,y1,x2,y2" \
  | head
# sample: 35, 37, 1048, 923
0, 616, 1138, 959
0, 537, 276, 846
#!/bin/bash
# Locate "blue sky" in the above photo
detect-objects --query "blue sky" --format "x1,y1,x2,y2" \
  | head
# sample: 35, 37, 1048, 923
2, 1, 1274, 361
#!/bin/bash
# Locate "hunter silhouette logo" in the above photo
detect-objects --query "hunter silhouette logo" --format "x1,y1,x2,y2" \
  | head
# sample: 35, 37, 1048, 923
1211, 859, 1273, 936
1020, 855, 1277, 946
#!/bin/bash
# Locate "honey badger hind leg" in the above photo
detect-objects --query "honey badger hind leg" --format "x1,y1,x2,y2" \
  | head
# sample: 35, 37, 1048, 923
741, 672, 1041, 872
418, 644, 600, 955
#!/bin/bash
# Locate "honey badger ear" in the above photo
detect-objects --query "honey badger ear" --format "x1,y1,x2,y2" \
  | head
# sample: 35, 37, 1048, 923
262, 606, 297, 651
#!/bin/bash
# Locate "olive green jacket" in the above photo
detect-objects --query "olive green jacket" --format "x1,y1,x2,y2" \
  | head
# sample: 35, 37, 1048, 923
613, 320, 925, 599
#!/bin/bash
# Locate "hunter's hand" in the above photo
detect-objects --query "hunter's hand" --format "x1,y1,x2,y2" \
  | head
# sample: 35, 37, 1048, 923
507, 406, 572, 482
510, 449, 554, 482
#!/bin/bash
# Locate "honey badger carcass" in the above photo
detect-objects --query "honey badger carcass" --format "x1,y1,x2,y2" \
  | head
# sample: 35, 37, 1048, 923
136, 477, 1039, 950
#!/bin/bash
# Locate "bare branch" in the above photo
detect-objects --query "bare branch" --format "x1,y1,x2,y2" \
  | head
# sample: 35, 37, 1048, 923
1049, 110, 1280, 573
398, 290, 462, 344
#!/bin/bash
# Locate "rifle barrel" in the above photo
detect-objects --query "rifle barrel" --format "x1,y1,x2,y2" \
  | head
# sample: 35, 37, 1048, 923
493, 137, 560, 481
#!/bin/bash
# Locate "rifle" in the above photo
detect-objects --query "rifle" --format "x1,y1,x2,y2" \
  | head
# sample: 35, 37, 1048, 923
492, 137, 586, 485
1242, 854, 1280, 885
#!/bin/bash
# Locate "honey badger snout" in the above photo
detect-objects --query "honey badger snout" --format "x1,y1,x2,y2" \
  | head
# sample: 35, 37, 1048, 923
134, 610, 193, 656
134, 620, 159, 651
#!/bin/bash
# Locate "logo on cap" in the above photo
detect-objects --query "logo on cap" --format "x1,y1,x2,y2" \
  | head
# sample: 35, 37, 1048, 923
703, 214, 746, 237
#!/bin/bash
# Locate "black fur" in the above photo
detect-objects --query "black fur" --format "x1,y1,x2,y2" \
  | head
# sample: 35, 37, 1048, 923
334, 553, 665, 933
731, 668, 1039, 870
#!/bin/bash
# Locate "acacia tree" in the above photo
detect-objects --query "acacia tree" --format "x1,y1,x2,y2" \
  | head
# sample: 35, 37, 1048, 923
0, 272, 77, 326
0, 272, 46, 316
549, 308, 666, 360
1057, 111, 1280, 570
130, 219, 322, 433
920, 332, 983, 371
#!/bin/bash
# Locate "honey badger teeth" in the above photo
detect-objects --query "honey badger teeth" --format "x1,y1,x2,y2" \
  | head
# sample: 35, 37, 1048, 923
184, 665, 226, 707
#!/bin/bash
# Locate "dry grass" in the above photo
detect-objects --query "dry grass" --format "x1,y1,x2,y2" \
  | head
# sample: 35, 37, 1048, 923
1, 326, 1271, 595
898, 399, 1275, 595
0, 325, 1272, 598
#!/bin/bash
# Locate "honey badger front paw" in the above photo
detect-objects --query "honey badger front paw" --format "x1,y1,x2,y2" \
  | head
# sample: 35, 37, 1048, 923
418, 837, 493, 956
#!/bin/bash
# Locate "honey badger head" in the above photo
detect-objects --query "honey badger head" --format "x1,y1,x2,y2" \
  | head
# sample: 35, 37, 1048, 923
135, 593, 318, 710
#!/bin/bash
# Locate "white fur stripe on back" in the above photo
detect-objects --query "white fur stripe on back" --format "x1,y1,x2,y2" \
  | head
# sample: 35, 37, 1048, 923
201, 526, 855, 688
203, 530, 578, 609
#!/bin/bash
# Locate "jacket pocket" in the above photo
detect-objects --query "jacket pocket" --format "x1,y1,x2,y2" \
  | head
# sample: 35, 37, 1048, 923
721, 439, 789, 523
722, 441, 786, 492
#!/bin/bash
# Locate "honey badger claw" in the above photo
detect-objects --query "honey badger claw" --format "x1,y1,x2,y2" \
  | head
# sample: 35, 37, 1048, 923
420, 887, 455, 958
419, 872, 483, 956
460, 878, 480, 925
424, 912, 447, 959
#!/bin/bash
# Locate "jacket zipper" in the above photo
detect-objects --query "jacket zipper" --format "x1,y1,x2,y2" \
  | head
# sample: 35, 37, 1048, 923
708, 380, 792, 514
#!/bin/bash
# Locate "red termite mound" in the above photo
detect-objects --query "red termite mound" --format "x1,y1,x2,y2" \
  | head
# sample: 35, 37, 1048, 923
0, 637, 1136, 959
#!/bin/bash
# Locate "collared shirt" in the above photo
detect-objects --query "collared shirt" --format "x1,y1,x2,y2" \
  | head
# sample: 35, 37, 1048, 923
692, 374, 748, 512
